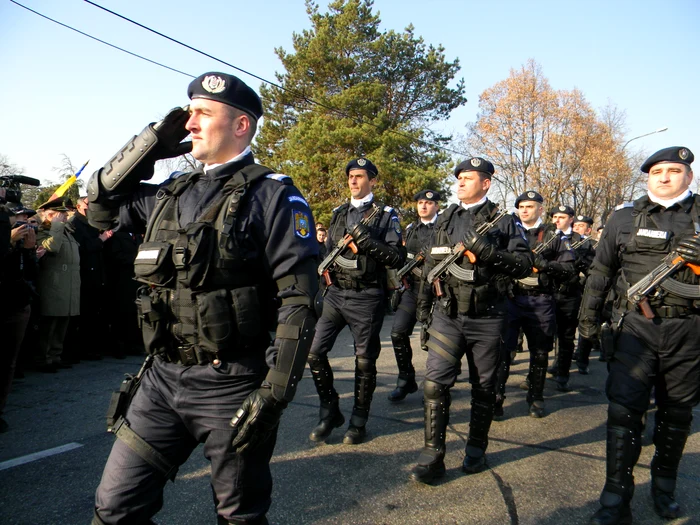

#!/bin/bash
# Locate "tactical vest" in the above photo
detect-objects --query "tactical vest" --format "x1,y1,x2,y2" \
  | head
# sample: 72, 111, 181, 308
618, 195, 700, 308
404, 220, 434, 291
328, 201, 387, 286
431, 202, 508, 315
132, 164, 277, 359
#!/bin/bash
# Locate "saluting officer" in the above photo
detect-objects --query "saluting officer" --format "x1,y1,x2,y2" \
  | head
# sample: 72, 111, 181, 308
388, 189, 441, 402
571, 215, 599, 373
88, 72, 319, 525
548, 205, 592, 391
308, 158, 405, 445
495, 191, 575, 419
580, 147, 700, 524
410, 158, 533, 484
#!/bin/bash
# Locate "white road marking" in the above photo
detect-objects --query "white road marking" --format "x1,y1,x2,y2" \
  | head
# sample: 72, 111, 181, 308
0, 442, 84, 472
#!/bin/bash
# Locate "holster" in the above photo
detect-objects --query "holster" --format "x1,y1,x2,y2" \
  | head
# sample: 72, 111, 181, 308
600, 321, 615, 362
106, 356, 153, 432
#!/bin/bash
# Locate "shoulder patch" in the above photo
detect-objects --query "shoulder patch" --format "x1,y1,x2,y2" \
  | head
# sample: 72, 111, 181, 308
288, 195, 309, 207
266, 173, 291, 183
615, 202, 633, 211
293, 209, 311, 239
391, 215, 402, 234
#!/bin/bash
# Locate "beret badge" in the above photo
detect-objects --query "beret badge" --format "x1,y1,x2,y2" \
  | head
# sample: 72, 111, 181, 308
527, 191, 535, 198
559, 206, 566, 212
426, 191, 434, 199
357, 158, 367, 167
471, 158, 482, 167
577, 215, 584, 221
680, 148, 690, 161
202, 75, 226, 94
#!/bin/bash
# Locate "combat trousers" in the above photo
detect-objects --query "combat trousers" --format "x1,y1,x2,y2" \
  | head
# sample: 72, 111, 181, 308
390, 289, 418, 381
553, 292, 582, 381
94, 356, 274, 525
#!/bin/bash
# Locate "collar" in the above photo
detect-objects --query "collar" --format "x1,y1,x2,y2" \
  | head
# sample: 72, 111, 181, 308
351, 192, 374, 208
647, 189, 692, 209
523, 217, 543, 230
420, 215, 438, 226
459, 195, 488, 211
203, 146, 252, 173
561, 227, 573, 236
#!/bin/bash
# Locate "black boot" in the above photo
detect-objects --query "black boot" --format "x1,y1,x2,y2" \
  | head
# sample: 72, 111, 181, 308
388, 333, 418, 402
461, 388, 493, 475
527, 353, 548, 418
343, 357, 376, 445
308, 354, 344, 442
590, 413, 642, 525
650, 406, 692, 519
410, 380, 449, 484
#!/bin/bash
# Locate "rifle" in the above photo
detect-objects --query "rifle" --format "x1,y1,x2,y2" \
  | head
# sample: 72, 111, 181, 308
427, 208, 510, 297
318, 204, 381, 287
397, 250, 426, 288
627, 244, 700, 319
517, 229, 561, 286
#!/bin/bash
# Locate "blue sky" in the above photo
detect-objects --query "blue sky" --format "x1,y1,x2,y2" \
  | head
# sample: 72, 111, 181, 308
1, 0, 698, 189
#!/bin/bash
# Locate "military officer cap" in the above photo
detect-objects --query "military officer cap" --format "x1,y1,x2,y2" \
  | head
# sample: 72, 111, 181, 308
514, 190, 544, 208
413, 189, 441, 202
574, 214, 593, 226
10, 205, 36, 217
345, 158, 379, 178
188, 72, 263, 121
38, 197, 69, 212
641, 146, 694, 173
550, 205, 575, 217
454, 157, 495, 178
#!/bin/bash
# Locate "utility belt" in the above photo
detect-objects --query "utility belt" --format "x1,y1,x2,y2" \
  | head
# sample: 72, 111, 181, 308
512, 284, 551, 297
624, 301, 700, 319
159, 345, 237, 366
333, 276, 382, 291
438, 281, 504, 317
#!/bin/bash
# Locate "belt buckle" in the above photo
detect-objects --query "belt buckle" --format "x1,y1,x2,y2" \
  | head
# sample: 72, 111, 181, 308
178, 346, 197, 365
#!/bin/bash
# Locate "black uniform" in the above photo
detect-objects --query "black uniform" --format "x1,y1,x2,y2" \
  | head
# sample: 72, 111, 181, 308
411, 199, 532, 481
388, 218, 436, 401
308, 197, 404, 444
496, 222, 575, 416
571, 236, 598, 370
580, 192, 700, 523
551, 229, 594, 387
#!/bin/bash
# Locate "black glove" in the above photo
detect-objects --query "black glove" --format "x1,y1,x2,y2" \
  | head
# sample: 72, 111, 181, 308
390, 289, 402, 312
230, 387, 286, 455
577, 318, 600, 341
349, 222, 372, 250
416, 300, 431, 323
462, 227, 495, 262
534, 254, 550, 273
149, 107, 193, 161
677, 235, 700, 265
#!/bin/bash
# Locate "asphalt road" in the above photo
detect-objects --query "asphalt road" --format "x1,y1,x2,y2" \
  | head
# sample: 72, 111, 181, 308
1, 315, 699, 525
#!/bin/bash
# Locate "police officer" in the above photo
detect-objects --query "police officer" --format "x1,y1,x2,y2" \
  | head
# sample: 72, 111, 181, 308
580, 147, 700, 524
388, 189, 440, 402
88, 72, 319, 525
409, 158, 533, 484
548, 205, 593, 391
495, 191, 575, 419
571, 215, 599, 373
308, 158, 404, 445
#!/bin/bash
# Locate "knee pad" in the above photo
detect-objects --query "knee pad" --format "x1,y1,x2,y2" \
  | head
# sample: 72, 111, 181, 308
390, 331, 408, 345
608, 402, 644, 430
531, 351, 548, 367
471, 387, 495, 405
307, 353, 329, 371
424, 380, 449, 400
356, 356, 376, 376
656, 405, 693, 427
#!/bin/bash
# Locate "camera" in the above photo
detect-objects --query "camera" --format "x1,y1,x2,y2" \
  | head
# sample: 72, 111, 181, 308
0, 175, 41, 204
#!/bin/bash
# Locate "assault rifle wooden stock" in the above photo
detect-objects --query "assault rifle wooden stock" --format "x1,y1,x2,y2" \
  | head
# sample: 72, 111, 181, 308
317, 205, 381, 287
427, 209, 509, 297
627, 244, 700, 319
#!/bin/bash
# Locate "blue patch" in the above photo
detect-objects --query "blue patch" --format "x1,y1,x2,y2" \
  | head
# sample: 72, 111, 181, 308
392, 215, 402, 235
293, 210, 311, 238
288, 195, 309, 207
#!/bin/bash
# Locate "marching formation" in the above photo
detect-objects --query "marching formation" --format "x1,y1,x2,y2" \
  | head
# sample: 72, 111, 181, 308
2, 71, 696, 525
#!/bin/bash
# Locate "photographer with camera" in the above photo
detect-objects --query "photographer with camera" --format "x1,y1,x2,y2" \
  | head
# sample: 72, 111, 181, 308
0, 188, 39, 433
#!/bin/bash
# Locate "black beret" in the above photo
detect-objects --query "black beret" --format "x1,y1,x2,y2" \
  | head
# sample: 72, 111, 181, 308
641, 146, 694, 173
413, 189, 441, 202
514, 190, 544, 208
188, 72, 263, 121
454, 157, 495, 178
38, 197, 69, 212
549, 205, 575, 217
574, 215, 593, 226
345, 158, 378, 178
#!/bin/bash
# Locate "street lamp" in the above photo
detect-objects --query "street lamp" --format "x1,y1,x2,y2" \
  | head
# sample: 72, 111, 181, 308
622, 127, 668, 150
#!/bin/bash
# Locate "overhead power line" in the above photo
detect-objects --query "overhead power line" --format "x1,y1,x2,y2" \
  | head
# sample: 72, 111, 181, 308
9, 0, 469, 158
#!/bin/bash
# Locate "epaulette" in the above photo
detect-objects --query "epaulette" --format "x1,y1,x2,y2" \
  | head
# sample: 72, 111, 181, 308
265, 173, 292, 184
405, 222, 414, 230
332, 204, 345, 213
615, 202, 633, 211
168, 170, 188, 180
383, 205, 395, 213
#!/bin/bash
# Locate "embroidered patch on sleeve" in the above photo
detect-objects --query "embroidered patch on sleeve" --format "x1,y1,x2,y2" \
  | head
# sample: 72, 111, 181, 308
293, 210, 311, 238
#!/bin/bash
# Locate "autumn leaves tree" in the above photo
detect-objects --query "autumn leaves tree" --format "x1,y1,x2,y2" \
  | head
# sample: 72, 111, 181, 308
254, 0, 466, 224
467, 59, 643, 224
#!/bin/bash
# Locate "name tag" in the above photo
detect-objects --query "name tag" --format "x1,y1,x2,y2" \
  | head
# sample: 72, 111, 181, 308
407, 252, 415, 259
136, 249, 161, 262
431, 246, 451, 255
637, 228, 669, 240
